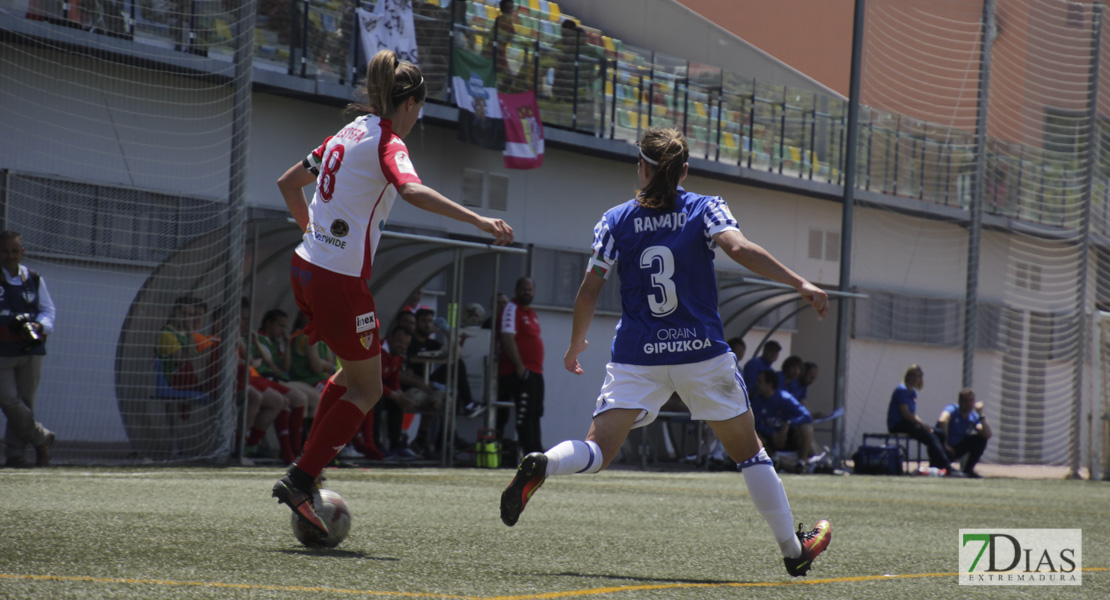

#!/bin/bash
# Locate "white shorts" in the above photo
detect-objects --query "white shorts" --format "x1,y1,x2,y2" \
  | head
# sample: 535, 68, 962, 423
592, 352, 750, 428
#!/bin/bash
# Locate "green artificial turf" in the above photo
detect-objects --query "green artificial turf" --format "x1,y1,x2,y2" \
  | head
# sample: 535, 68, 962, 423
0, 467, 1105, 599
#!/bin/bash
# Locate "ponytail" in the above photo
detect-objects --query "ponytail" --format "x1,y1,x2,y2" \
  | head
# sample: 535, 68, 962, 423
636, 128, 689, 211
347, 49, 427, 117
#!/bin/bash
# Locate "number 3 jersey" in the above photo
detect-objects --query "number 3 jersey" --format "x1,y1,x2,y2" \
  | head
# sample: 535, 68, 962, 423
294, 114, 423, 279
588, 188, 740, 366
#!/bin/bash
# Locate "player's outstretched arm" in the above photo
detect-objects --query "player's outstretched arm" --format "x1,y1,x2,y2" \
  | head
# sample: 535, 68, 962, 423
398, 182, 513, 246
565, 272, 605, 374
278, 162, 317, 233
714, 230, 829, 318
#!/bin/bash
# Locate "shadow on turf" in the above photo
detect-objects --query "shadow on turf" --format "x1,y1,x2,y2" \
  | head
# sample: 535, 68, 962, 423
276, 548, 399, 561
555, 572, 745, 585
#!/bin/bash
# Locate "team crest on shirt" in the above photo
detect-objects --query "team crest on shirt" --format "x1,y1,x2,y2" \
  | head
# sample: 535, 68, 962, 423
394, 151, 417, 176
360, 332, 375, 349
330, 219, 349, 238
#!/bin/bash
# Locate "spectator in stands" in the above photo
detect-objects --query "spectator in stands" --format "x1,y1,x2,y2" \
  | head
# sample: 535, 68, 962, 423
751, 369, 816, 466
727, 337, 746, 363
464, 303, 487, 327
553, 19, 582, 103
497, 277, 545, 454
387, 311, 418, 352
483, 292, 510, 329
743, 340, 781, 392
237, 298, 286, 461
800, 362, 818, 399
779, 355, 804, 401
0, 230, 55, 467
355, 325, 420, 460
400, 289, 433, 315
272, 48, 512, 535
886, 365, 949, 471
406, 308, 470, 456
288, 311, 335, 440
156, 296, 207, 392
493, 0, 528, 92
252, 308, 310, 462
935, 388, 991, 478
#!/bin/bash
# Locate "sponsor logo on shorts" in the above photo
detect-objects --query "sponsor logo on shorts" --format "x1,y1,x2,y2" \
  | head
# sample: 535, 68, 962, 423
360, 332, 375, 349
355, 311, 377, 333
290, 264, 312, 285
330, 219, 349, 238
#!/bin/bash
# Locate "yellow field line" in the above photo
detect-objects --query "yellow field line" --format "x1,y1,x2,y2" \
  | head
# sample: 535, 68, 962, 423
1, 569, 1105, 599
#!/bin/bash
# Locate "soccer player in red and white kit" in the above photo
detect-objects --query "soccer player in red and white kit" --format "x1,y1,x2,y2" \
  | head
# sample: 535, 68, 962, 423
274, 49, 513, 535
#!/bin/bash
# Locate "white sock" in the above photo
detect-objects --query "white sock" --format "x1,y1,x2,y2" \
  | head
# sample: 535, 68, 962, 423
739, 448, 802, 558
544, 440, 603, 476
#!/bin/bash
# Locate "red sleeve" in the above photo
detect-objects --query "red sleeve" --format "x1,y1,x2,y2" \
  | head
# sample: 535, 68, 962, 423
380, 136, 422, 188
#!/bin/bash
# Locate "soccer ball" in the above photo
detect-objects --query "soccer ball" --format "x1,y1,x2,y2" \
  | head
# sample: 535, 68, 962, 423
290, 488, 351, 548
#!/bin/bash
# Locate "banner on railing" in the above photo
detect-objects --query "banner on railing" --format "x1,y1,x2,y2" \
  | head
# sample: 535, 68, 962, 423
358, 0, 419, 66
452, 49, 506, 151
499, 91, 544, 169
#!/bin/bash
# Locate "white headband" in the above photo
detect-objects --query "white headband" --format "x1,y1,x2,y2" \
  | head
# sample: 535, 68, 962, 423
639, 148, 658, 165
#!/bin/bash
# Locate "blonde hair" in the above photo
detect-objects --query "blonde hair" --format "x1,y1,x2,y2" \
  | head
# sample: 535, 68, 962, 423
636, 127, 689, 211
348, 50, 426, 117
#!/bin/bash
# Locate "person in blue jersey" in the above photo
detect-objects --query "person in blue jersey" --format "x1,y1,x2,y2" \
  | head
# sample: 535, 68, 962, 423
886, 365, 949, 470
743, 340, 781, 392
499, 128, 832, 577
779, 355, 805, 402
751, 369, 816, 464
935, 388, 990, 478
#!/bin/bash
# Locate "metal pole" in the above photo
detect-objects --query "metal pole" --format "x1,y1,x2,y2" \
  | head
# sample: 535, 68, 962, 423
443, 248, 465, 467
963, 0, 995, 388
571, 27, 581, 130
1070, 5, 1102, 479
230, 1, 257, 464
486, 253, 502, 432
832, 0, 866, 463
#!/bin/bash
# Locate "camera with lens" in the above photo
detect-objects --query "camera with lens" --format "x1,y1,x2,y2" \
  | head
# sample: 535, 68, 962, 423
11, 313, 42, 344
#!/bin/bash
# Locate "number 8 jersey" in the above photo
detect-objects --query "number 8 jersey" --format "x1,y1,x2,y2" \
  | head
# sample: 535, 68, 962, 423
587, 188, 740, 366
295, 114, 423, 279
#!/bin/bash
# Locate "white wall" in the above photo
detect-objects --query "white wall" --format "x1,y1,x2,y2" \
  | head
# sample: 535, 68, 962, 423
0, 44, 232, 197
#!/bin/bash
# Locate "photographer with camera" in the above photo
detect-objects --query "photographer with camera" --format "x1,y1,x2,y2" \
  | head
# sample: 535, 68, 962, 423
0, 230, 56, 467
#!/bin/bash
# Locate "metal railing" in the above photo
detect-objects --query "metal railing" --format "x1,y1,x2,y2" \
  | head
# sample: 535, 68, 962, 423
12, 0, 1109, 235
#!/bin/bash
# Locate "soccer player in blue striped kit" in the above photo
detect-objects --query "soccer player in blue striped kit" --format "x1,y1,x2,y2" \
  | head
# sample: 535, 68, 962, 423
499, 127, 832, 577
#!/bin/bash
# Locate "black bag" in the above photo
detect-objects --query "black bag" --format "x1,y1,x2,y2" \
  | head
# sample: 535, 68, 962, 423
852, 444, 904, 475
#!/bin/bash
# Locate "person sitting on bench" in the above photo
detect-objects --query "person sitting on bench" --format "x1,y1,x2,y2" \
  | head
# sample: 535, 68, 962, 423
886, 365, 949, 471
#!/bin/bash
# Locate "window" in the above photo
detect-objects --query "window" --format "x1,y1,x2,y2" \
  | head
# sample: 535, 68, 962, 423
4, 173, 226, 264
530, 247, 621, 313
807, 228, 840, 262
853, 288, 962, 346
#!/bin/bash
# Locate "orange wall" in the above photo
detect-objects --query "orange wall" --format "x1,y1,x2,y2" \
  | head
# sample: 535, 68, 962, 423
678, 0, 1104, 147
675, 0, 855, 95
